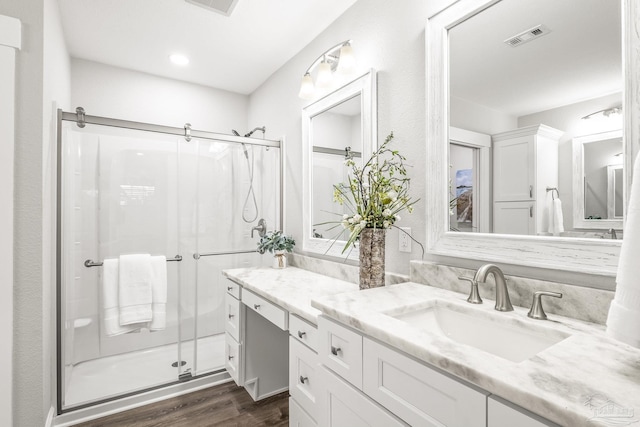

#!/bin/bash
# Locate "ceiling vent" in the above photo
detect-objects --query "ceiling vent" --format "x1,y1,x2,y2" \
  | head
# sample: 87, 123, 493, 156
185, 0, 239, 17
504, 24, 551, 47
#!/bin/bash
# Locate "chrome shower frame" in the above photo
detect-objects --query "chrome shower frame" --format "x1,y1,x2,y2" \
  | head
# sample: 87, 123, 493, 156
55, 108, 285, 416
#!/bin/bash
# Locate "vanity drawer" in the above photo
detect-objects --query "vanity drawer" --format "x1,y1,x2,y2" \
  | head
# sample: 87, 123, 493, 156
290, 336, 319, 421
225, 279, 241, 300
318, 316, 363, 389
242, 289, 288, 331
224, 292, 241, 341
224, 333, 242, 386
290, 314, 318, 352
363, 338, 487, 427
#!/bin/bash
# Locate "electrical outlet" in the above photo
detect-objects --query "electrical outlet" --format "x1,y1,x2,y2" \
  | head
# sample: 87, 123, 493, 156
399, 227, 411, 252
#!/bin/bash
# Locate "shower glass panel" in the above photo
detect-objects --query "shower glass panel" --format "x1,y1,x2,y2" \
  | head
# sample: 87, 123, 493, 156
58, 119, 281, 412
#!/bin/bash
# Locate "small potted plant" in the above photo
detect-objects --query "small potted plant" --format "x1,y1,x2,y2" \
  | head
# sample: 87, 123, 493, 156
257, 230, 295, 269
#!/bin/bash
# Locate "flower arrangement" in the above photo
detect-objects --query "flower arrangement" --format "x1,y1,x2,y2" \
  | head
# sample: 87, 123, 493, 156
330, 132, 419, 252
257, 230, 296, 254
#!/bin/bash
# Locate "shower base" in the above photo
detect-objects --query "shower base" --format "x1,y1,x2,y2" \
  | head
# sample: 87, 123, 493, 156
64, 334, 226, 407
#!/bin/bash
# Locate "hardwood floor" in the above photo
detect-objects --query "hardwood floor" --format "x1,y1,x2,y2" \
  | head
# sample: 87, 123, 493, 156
73, 381, 289, 427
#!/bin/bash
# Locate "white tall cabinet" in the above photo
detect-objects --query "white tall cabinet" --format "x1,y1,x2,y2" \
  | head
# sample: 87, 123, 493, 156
492, 124, 563, 235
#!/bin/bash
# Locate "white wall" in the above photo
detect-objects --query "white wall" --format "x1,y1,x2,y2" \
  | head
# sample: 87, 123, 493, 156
249, 0, 448, 275
451, 95, 517, 135
71, 59, 249, 133
0, 0, 71, 424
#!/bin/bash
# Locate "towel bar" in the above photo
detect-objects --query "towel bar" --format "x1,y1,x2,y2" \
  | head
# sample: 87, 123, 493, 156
84, 254, 182, 268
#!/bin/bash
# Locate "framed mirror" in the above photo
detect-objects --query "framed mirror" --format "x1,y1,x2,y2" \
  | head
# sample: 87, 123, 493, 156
302, 70, 377, 259
573, 130, 624, 231
426, 0, 640, 276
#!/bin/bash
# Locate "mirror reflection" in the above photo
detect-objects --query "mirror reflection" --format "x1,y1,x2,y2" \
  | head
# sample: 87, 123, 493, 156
312, 94, 362, 240
449, 0, 622, 239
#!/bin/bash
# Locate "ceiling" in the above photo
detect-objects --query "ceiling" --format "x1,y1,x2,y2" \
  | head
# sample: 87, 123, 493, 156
58, 0, 358, 95
449, 0, 622, 117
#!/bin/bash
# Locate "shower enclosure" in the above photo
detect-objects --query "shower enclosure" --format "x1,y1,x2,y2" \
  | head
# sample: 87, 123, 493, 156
56, 109, 282, 414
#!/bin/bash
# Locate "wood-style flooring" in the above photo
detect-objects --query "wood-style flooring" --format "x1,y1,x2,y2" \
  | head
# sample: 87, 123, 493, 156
73, 381, 289, 427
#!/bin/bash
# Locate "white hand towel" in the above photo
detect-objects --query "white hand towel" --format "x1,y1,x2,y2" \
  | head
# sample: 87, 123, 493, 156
607, 151, 640, 348
148, 255, 168, 331
552, 198, 564, 234
102, 258, 140, 336
118, 254, 153, 326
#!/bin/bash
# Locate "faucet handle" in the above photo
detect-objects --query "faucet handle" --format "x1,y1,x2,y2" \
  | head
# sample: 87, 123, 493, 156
459, 276, 483, 304
527, 291, 562, 320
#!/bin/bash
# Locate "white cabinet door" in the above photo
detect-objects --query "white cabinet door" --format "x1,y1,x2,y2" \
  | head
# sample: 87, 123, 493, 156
494, 201, 535, 235
493, 135, 534, 202
488, 396, 560, 427
224, 333, 241, 386
316, 366, 407, 427
225, 292, 241, 341
363, 338, 487, 427
289, 336, 318, 421
290, 397, 317, 427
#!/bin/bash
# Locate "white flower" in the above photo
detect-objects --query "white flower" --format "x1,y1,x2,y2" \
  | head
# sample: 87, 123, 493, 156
395, 214, 401, 222
382, 209, 392, 217
341, 220, 349, 229
387, 190, 398, 201
343, 214, 349, 220
353, 214, 362, 222
383, 220, 390, 228
348, 217, 355, 224
359, 220, 367, 229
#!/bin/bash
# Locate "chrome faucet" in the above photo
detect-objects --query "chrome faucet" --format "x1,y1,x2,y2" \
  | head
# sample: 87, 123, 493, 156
473, 264, 514, 312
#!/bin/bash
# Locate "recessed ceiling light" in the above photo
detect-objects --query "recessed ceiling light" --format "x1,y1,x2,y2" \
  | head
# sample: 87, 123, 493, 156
169, 54, 189, 66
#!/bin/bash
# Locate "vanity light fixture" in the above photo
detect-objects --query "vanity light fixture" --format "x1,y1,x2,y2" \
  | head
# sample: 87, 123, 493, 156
169, 53, 190, 66
581, 106, 622, 120
298, 40, 356, 100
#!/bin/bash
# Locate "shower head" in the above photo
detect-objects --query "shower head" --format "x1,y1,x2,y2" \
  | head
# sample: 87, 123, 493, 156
244, 126, 266, 138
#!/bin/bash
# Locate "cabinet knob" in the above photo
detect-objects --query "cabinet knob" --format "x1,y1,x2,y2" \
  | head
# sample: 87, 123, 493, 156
254, 304, 261, 310
228, 355, 234, 361
228, 314, 234, 319
331, 346, 341, 356
297, 330, 306, 339
299, 376, 308, 384
227, 286, 233, 291
529, 185, 533, 198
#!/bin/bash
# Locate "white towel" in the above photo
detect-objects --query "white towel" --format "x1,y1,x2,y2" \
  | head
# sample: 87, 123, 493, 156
148, 255, 168, 331
547, 197, 565, 236
607, 152, 640, 348
102, 258, 140, 336
118, 254, 153, 326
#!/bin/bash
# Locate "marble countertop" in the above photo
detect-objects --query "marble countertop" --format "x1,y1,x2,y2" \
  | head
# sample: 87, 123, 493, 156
311, 282, 640, 427
222, 267, 358, 325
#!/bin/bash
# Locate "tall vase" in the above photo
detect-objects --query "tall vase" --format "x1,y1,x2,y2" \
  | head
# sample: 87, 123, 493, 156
359, 228, 386, 290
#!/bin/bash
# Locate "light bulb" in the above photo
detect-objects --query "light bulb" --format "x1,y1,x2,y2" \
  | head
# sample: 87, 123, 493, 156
298, 73, 315, 100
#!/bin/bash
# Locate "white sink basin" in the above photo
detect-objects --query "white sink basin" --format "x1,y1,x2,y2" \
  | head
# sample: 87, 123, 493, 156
388, 300, 570, 362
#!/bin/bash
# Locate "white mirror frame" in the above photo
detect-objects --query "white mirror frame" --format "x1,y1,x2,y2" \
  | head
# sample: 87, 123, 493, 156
572, 130, 624, 230
302, 70, 377, 260
426, 0, 640, 277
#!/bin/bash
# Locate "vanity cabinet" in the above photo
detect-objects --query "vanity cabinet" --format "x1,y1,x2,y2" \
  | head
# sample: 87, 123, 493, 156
492, 124, 563, 235
289, 314, 320, 425
318, 316, 486, 427
223, 280, 289, 401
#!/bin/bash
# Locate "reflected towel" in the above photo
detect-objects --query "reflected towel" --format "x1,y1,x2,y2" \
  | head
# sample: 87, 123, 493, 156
148, 255, 168, 331
102, 258, 141, 336
607, 152, 640, 348
118, 254, 153, 326
548, 197, 565, 236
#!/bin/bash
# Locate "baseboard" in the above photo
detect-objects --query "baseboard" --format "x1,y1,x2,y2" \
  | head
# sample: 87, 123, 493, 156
45, 406, 55, 427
